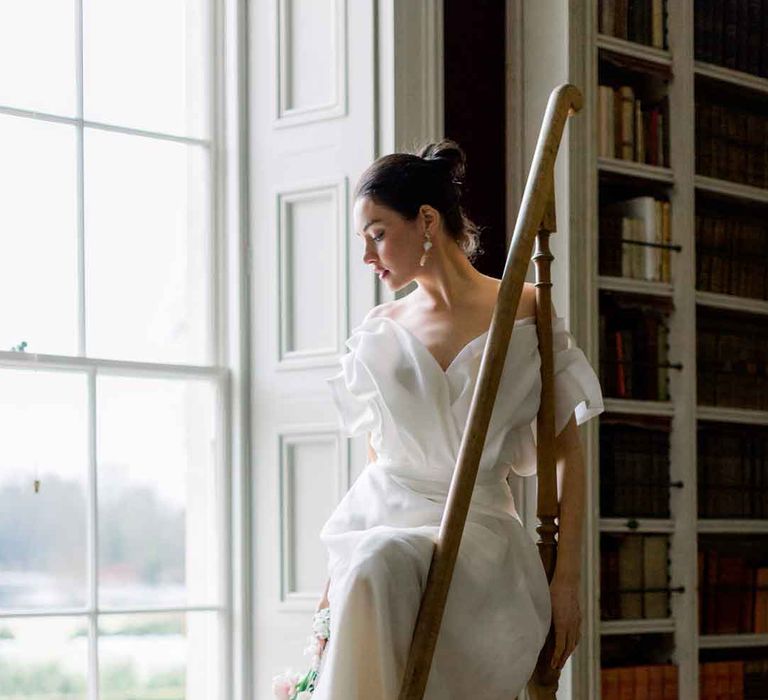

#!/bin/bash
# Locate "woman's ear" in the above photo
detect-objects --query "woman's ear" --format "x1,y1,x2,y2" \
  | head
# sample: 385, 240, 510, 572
419, 204, 439, 233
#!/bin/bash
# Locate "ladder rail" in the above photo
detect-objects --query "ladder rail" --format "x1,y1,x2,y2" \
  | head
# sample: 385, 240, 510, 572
397, 82, 584, 700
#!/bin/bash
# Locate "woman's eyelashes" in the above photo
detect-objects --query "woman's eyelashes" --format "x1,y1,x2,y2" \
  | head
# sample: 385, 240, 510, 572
356, 231, 383, 245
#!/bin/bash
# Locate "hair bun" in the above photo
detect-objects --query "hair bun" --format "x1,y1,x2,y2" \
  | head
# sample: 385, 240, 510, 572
354, 138, 483, 263
417, 138, 467, 189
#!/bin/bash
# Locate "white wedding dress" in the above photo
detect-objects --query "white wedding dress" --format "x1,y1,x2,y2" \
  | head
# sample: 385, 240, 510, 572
313, 313, 604, 700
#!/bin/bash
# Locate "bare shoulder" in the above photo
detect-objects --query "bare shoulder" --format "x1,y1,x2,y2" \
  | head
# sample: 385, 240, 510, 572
482, 275, 536, 320
519, 281, 560, 318
518, 282, 537, 320
362, 301, 398, 324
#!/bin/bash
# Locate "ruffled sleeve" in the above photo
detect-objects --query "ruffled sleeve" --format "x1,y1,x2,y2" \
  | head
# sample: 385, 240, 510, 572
325, 341, 380, 438
508, 317, 605, 478
551, 321, 605, 436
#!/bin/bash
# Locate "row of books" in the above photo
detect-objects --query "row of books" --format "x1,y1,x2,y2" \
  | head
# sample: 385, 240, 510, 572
697, 313, 768, 411
600, 196, 672, 283
597, 419, 767, 520
700, 659, 768, 699
598, 201, 768, 300
597, 83, 669, 166
698, 424, 768, 519
600, 664, 677, 700
695, 100, 768, 190
694, 0, 768, 78
599, 301, 671, 401
600, 418, 671, 518
598, 0, 668, 49
601, 534, 670, 621
695, 211, 768, 301
698, 548, 768, 635
601, 659, 768, 699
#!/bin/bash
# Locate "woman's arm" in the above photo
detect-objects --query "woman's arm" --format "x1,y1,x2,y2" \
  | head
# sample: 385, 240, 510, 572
552, 413, 586, 584
367, 431, 378, 463
549, 412, 586, 670
316, 576, 330, 611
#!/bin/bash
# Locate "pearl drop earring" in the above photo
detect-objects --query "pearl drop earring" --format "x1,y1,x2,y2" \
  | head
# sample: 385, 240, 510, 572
418, 231, 432, 266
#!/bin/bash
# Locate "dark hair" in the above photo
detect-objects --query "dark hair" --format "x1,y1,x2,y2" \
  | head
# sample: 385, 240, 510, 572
353, 139, 484, 263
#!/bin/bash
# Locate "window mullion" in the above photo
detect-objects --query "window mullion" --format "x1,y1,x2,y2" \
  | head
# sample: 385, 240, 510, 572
87, 369, 99, 700
75, 0, 85, 359
75, 3, 98, 699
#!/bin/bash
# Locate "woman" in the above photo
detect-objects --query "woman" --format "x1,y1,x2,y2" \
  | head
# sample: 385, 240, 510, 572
312, 139, 604, 699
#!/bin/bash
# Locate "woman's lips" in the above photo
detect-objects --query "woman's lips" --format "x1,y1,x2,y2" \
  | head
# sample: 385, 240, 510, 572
376, 269, 389, 279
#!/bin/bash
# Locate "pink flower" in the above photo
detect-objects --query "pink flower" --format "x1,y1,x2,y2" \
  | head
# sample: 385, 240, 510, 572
271, 669, 299, 700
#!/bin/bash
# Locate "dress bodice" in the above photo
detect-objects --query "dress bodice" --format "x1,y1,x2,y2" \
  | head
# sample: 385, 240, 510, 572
325, 314, 604, 481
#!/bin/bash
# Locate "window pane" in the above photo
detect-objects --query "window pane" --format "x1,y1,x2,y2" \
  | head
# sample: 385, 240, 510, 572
83, 0, 210, 138
0, 369, 88, 611
97, 376, 219, 609
0, 616, 88, 699
99, 611, 219, 700
0, 1, 77, 116
0, 115, 79, 356
84, 129, 210, 365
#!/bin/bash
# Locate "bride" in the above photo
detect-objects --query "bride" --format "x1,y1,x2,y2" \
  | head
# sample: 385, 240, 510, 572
310, 138, 604, 699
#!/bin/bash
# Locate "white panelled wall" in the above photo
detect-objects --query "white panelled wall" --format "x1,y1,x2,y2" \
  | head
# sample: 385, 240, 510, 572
248, 0, 374, 692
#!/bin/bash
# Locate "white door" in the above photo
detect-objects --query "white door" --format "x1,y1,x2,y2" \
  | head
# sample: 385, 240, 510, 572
247, 1, 443, 695
248, 0, 375, 693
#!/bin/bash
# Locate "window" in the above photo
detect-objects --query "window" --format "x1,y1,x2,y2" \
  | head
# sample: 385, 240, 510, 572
0, 1, 228, 697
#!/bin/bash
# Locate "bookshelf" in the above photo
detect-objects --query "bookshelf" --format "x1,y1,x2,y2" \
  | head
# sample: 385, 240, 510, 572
588, 1, 768, 698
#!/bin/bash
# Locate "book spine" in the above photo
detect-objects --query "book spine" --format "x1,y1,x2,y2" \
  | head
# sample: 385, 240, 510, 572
723, 0, 738, 69
649, 663, 664, 698
755, 567, 768, 633
662, 664, 677, 700
617, 667, 634, 699
696, 0, 713, 61
661, 201, 670, 283
601, 668, 619, 699
619, 534, 644, 618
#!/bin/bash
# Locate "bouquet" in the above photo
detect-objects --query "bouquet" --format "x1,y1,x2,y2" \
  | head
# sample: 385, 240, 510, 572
272, 606, 331, 700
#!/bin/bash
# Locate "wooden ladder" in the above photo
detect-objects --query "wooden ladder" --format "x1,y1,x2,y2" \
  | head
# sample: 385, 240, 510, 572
397, 82, 584, 700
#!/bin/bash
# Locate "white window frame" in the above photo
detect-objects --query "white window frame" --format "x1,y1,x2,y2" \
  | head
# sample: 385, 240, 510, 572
217, 0, 253, 698
0, 0, 254, 697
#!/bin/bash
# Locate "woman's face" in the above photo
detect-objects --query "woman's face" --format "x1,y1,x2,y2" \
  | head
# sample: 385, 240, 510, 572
352, 195, 429, 291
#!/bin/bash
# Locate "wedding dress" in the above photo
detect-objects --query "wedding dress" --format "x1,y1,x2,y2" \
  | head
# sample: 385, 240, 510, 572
312, 313, 604, 699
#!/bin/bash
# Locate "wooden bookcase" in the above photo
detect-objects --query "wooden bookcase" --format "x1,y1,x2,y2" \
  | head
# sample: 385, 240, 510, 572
585, 1, 768, 697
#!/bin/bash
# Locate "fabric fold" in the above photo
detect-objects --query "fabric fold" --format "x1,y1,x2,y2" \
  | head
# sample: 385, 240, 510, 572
325, 349, 379, 438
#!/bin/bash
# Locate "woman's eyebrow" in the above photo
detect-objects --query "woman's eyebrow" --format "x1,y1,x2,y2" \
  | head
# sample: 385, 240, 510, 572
355, 220, 383, 238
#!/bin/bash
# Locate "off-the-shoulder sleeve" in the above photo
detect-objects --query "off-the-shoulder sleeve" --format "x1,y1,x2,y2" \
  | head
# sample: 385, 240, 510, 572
508, 317, 605, 478
325, 345, 379, 438
551, 323, 605, 436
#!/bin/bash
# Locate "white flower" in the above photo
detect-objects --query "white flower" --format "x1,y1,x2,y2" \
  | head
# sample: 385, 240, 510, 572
272, 609, 330, 699
312, 607, 331, 639
302, 647, 321, 671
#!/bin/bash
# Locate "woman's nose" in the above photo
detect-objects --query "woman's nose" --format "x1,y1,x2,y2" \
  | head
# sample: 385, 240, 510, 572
362, 246, 377, 266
